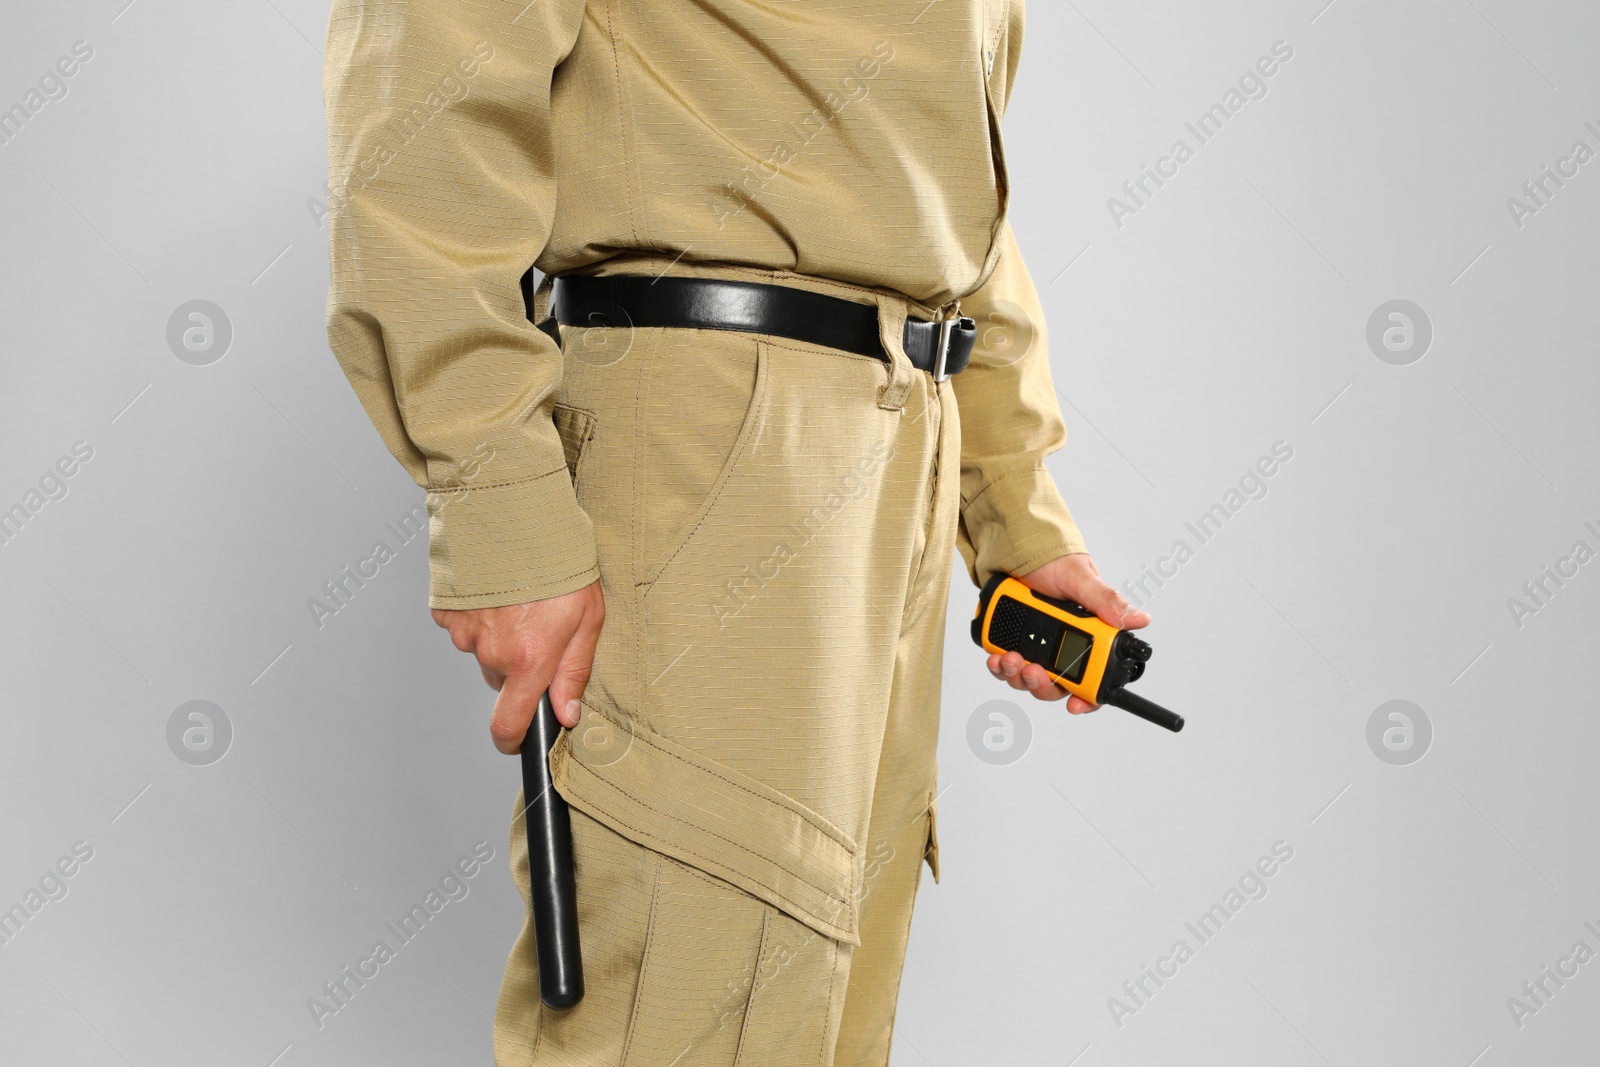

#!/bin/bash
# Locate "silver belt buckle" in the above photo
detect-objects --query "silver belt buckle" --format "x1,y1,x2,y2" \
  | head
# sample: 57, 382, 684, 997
933, 319, 954, 382
932, 316, 974, 382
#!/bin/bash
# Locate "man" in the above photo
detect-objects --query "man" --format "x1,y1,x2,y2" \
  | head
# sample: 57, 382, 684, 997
323, 1, 1147, 1063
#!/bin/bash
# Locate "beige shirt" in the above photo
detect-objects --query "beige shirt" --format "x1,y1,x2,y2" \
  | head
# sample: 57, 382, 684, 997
323, 0, 1086, 609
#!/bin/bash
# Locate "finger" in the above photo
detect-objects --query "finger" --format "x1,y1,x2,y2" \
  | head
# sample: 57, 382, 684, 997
996, 653, 1064, 699
1018, 663, 1067, 701
548, 612, 602, 730
441, 621, 476, 653
488, 672, 549, 755
1066, 695, 1100, 715
480, 663, 505, 691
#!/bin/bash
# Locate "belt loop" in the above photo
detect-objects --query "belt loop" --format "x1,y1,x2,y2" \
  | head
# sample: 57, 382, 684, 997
874, 294, 915, 412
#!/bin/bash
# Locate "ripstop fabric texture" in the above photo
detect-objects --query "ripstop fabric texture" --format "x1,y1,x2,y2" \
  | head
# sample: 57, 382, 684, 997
322, 0, 1089, 611
497, 266, 959, 1064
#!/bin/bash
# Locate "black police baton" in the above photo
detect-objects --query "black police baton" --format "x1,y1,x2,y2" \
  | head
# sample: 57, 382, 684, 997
519, 691, 584, 1008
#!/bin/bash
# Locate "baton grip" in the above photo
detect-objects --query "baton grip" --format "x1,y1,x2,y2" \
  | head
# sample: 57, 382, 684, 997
520, 692, 584, 1008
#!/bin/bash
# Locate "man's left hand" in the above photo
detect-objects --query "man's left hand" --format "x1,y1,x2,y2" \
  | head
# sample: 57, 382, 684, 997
984, 552, 1150, 714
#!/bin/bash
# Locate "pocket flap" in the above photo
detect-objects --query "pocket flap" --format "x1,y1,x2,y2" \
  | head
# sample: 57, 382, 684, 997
549, 702, 863, 945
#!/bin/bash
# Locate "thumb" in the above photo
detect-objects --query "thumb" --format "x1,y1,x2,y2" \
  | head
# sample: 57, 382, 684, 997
1083, 578, 1150, 631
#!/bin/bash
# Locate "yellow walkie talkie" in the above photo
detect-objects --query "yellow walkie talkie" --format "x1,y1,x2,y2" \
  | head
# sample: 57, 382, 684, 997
973, 574, 1185, 732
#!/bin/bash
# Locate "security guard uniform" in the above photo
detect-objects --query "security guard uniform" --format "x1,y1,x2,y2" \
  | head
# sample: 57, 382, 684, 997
323, 2, 1088, 1064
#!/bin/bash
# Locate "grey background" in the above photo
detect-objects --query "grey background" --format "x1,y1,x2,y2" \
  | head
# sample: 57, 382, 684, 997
2, 1, 1596, 1064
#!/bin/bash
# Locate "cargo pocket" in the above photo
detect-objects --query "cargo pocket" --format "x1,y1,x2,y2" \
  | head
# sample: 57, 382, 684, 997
550, 696, 864, 946
617, 853, 769, 1067
618, 854, 850, 1067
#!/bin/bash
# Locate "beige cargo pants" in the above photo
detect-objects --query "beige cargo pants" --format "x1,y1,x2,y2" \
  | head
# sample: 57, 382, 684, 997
495, 257, 961, 1067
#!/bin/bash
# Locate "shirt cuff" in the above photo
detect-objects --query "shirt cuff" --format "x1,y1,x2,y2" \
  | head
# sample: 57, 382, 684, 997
956, 463, 1089, 589
425, 465, 599, 610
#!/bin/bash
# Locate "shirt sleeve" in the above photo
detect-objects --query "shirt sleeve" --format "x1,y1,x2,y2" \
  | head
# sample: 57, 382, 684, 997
323, 0, 597, 610
950, 0, 1087, 589
951, 220, 1091, 590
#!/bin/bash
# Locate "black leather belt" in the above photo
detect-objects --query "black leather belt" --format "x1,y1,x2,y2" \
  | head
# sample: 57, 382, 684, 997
536, 273, 976, 381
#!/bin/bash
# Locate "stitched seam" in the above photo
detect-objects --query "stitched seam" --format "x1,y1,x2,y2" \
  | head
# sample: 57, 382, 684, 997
818, 939, 841, 1065
561, 743, 857, 929
429, 564, 598, 601
989, 0, 1008, 60
567, 785, 856, 941
572, 424, 598, 487
551, 405, 598, 488
587, 702, 854, 849
630, 349, 646, 714
640, 344, 766, 585
638, 341, 770, 589
901, 387, 943, 617
551, 400, 600, 421
426, 464, 569, 497
566, 751, 854, 912
618, 849, 663, 1067
602, 0, 642, 245
731, 908, 773, 1067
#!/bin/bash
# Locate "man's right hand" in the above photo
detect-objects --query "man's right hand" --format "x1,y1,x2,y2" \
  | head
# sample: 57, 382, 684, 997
432, 579, 606, 754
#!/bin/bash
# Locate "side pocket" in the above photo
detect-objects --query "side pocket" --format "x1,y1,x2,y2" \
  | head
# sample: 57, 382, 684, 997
923, 785, 941, 884
551, 402, 598, 491
636, 333, 768, 591
550, 697, 864, 945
